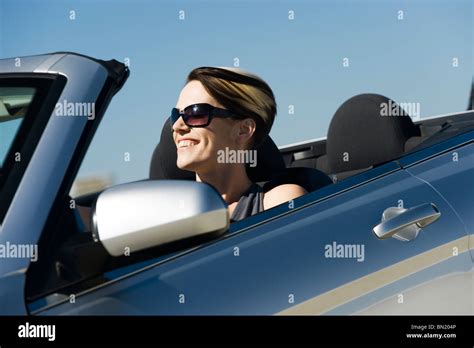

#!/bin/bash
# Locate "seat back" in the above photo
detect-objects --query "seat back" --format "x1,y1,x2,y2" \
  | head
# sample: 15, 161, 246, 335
326, 93, 420, 174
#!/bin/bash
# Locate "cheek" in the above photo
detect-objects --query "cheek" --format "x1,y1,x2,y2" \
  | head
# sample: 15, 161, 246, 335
192, 131, 216, 157
204, 136, 223, 156
210, 122, 236, 147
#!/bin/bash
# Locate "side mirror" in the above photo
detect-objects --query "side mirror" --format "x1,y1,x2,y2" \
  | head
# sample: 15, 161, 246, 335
92, 180, 229, 256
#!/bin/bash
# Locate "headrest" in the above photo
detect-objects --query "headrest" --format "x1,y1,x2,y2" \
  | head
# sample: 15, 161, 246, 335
326, 94, 420, 173
149, 120, 286, 182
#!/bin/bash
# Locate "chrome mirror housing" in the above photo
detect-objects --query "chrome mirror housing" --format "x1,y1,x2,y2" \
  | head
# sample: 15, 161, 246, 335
92, 180, 229, 256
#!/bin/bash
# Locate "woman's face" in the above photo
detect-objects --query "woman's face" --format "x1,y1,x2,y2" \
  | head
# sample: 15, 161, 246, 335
172, 80, 254, 174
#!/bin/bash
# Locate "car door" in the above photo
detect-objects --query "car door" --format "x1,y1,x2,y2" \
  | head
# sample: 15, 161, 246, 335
0, 53, 128, 314
36, 137, 472, 315
381, 137, 474, 315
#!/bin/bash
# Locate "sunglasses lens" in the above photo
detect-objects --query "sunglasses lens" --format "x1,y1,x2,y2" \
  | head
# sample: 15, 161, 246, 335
186, 113, 209, 126
183, 104, 210, 127
171, 104, 213, 128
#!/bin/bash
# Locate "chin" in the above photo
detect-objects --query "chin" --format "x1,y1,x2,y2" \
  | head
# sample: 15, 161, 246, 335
178, 154, 212, 173
176, 158, 194, 171
177, 153, 200, 171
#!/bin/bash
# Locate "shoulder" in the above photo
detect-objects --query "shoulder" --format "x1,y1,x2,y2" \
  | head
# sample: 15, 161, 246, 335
263, 184, 307, 210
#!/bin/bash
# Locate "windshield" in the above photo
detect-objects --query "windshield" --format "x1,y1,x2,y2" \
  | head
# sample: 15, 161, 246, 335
0, 87, 36, 169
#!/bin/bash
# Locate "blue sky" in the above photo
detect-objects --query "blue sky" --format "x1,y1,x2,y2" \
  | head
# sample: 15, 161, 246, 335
0, 0, 472, 184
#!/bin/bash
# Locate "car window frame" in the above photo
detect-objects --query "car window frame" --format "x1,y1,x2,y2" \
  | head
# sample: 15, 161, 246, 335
0, 73, 67, 224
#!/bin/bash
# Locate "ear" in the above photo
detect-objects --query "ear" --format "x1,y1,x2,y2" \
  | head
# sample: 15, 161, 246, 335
235, 118, 256, 148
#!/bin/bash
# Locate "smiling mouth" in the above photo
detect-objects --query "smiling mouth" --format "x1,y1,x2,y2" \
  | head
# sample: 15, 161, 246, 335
177, 140, 199, 149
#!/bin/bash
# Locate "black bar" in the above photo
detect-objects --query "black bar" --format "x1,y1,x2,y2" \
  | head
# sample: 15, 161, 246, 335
0, 316, 472, 345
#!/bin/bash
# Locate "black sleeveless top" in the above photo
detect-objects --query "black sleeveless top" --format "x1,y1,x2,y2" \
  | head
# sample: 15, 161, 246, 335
230, 183, 265, 222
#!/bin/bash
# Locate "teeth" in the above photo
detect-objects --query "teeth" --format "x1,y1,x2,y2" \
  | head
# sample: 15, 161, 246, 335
178, 140, 198, 148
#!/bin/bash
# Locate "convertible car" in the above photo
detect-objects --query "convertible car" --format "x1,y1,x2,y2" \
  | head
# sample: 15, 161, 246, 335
0, 53, 473, 315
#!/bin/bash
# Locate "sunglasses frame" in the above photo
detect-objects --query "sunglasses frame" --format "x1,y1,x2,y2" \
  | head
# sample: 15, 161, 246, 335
169, 103, 242, 128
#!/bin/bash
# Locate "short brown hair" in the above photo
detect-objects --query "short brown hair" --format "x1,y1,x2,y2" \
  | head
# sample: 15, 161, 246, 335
186, 67, 277, 147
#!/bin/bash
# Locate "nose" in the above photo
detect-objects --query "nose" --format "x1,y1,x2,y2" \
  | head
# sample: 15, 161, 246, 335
171, 115, 190, 133
172, 116, 191, 146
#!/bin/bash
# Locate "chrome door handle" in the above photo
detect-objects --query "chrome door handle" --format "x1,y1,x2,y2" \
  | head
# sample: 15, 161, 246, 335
373, 203, 441, 241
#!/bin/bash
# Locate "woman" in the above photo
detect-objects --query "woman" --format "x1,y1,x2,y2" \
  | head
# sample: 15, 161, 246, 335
171, 67, 306, 222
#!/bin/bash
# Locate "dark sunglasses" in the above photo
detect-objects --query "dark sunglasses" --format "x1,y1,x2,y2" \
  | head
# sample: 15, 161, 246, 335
169, 103, 241, 128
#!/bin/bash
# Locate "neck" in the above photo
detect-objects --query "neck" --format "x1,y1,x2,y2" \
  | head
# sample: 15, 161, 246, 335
196, 164, 253, 205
